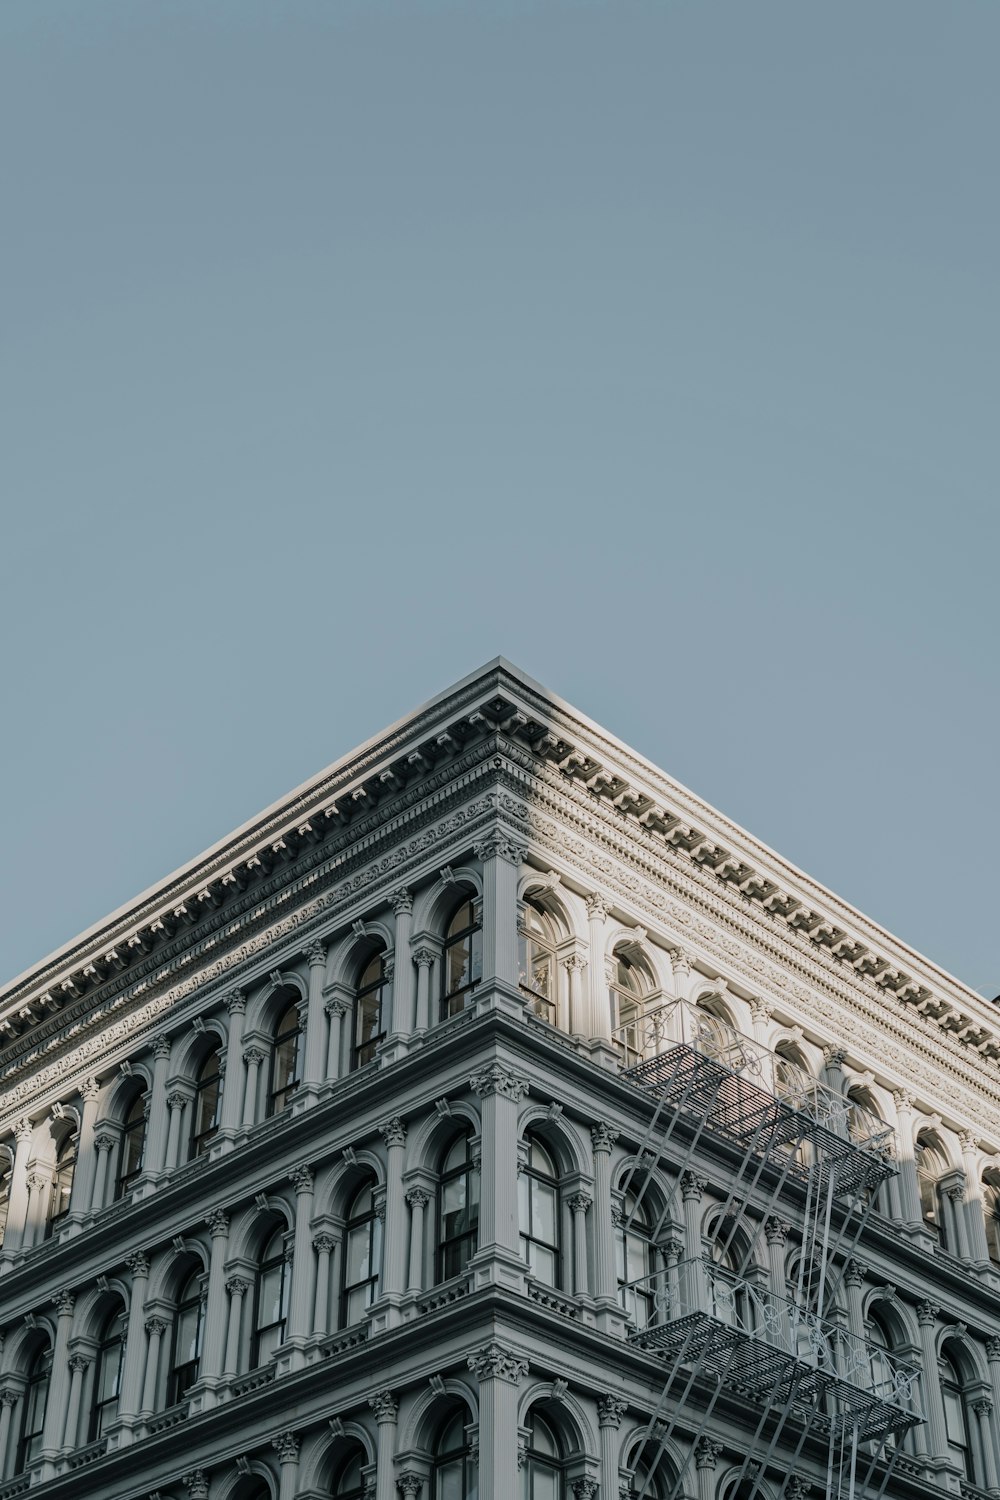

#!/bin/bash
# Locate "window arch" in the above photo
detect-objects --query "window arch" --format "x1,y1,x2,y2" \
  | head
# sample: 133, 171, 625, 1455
983, 1170, 1000, 1264
625, 1438, 676, 1500
438, 1128, 480, 1281
939, 1346, 976, 1480
189, 1042, 223, 1159
332, 1442, 369, 1498
352, 949, 388, 1070
169, 1265, 204, 1405
115, 1086, 148, 1199
0, 1145, 12, 1247
773, 1044, 812, 1111
692, 997, 739, 1063
432, 1401, 476, 1498
15, 1336, 52, 1472
522, 1406, 566, 1499
519, 1133, 561, 1288
616, 1191, 660, 1329
89, 1302, 126, 1440
706, 1210, 757, 1331
251, 1222, 290, 1366
609, 950, 646, 1061
45, 1125, 78, 1237
341, 1174, 382, 1325
440, 897, 482, 1020
518, 898, 559, 1024
268, 992, 303, 1116
915, 1133, 949, 1244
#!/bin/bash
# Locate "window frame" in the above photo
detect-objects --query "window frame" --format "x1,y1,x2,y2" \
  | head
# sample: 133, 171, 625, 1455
115, 1088, 148, 1199
432, 1402, 476, 1500
440, 897, 483, 1021
89, 1307, 126, 1441
437, 1129, 480, 1282
251, 1224, 290, 1367
15, 1339, 52, 1473
352, 952, 388, 1070
44, 1130, 78, 1238
518, 898, 558, 1024
519, 1133, 561, 1289
169, 1267, 205, 1406
189, 1044, 223, 1160
340, 1175, 383, 1326
267, 998, 303, 1117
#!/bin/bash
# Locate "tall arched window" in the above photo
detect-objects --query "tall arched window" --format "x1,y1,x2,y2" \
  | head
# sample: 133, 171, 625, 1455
16, 1339, 52, 1472
332, 1444, 368, 1498
45, 1128, 78, 1238
773, 1045, 812, 1111
252, 1224, 289, 1366
352, 952, 388, 1070
519, 899, 558, 1023
939, 1349, 975, 1480
983, 1173, 1000, 1264
89, 1305, 126, 1440
268, 996, 303, 1115
0, 1146, 12, 1247
609, 953, 643, 1060
438, 1129, 480, 1281
523, 1408, 565, 1499
433, 1403, 476, 1499
115, 1087, 148, 1199
169, 1267, 204, 1405
915, 1135, 948, 1244
519, 1134, 561, 1288
190, 1043, 223, 1159
341, 1176, 382, 1325
616, 1192, 658, 1329
440, 897, 482, 1020
693, 1000, 738, 1063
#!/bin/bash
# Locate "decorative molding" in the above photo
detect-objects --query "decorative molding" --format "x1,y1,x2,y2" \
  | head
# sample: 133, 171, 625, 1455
467, 1341, 528, 1383
469, 1064, 530, 1102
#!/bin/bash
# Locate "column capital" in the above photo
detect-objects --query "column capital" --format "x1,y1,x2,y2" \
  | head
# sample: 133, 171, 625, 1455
397, 1476, 423, 1499
145, 1317, 167, 1338
591, 1122, 618, 1154
273, 1430, 300, 1462
379, 1116, 407, 1149
206, 1208, 230, 1238
585, 892, 611, 922
597, 1395, 627, 1429
290, 1163, 314, 1193
959, 1129, 981, 1153
167, 1091, 187, 1111
306, 942, 327, 968
153, 1034, 173, 1059
412, 947, 435, 969
405, 1187, 431, 1210
572, 1481, 599, 1500
748, 997, 771, 1023
680, 1171, 707, 1203
822, 1044, 847, 1067
55, 1290, 76, 1318
474, 835, 526, 865
844, 1259, 868, 1288
892, 1089, 915, 1112
469, 1064, 530, 1101
94, 1133, 116, 1154
225, 1277, 250, 1298
242, 1047, 265, 1067
224, 989, 247, 1015
987, 1336, 1000, 1362
562, 954, 588, 974
81, 1077, 101, 1104
0, 1389, 19, 1409
15, 1116, 33, 1143
764, 1217, 790, 1246
183, 1471, 209, 1500
669, 948, 691, 977
785, 1478, 812, 1500
68, 1353, 91, 1374
313, 1232, 337, 1254
125, 1250, 150, 1278
569, 1193, 593, 1216
694, 1437, 723, 1471
390, 887, 414, 916
974, 1397, 994, 1419
917, 1300, 939, 1327
369, 1388, 398, 1423
325, 997, 350, 1019
467, 1341, 528, 1383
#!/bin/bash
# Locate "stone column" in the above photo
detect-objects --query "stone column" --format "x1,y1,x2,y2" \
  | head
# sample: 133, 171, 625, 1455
471, 1064, 529, 1277
390, 889, 415, 1036
200, 1209, 230, 1384
986, 1341, 1000, 1462
822, 1047, 849, 1137
0, 1390, 19, 1475
90, 1133, 115, 1213
2, 1118, 34, 1256
747, 998, 774, 1090
590, 1125, 619, 1305
274, 1431, 301, 1500
219, 992, 247, 1135
973, 1398, 1000, 1493
223, 1278, 250, 1377
287, 1165, 316, 1344
62, 1353, 91, 1452
302, 945, 328, 1093
891, 1092, 923, 1228
695, 1437, 723, 1500
844, 1259, 867, 1343
369, 1389, 399, 1500
946, 1184, 972, 1262
412, 950, 434, 1035
563, 955, 588, 1037
960, 1132, 992, 1265
405, 1188, 430, 1294
118, 1250, 151, 1425
165, 1092, 186, 1171
140, 1318, 166, 1416
144, 1037, 173, 1174
469, 1342, 527, 1500
764, 1217, 790, 1301
40, 1290, 76, 1465
598, 1395, 626, 1500
585, 894, 611, 1040
916, 1301, 948, 1461
241, 1048, 264, 1128
570, 1193, 592, 1296
680, 1173, 707, 1310
379, 1119, 408, 1306
312, 1234, 336, 1335
476, 835, 524, 997
23, 1170, 46, 1250
72, 1079, 102, 1220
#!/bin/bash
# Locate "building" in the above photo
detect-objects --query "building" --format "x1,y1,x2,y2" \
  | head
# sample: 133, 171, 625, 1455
1, 657, 999, 1500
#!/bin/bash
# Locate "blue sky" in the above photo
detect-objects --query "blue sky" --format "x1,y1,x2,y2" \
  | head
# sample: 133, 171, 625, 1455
1, 1, 997, 994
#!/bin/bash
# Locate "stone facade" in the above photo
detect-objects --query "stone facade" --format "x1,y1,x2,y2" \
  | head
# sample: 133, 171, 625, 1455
0, 658, 998, 1500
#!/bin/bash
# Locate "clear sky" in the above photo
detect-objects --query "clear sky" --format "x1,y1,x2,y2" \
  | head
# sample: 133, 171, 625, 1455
1, 2, 997, 996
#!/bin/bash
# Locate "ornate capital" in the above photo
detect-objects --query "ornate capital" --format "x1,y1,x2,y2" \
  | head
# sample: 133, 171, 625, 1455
412, 947, 435, 969
390, 887, 414, 916
822, 1045, 847, 1068
467, 1341, 528, 1383
397, 1476, 423, 1499
0, 1389, 19, 1409
15, 1116, 33, 1143
986, 1336, 1000, 1362
206, 1208, 229, 1238
126, 1250, 150, 1278
680, 1171, 706, 1203
224, 989, 247, 1015
597, 1394, 627, 1429
748, 997, 771, 1024
406, 1187, 431, 1211
959, 1130, 980, 1153
585, 893, 610, 922
569, 1193, 593, 1216
917, 1300, 939, 1327
153, 1034, 173, 1059
183, 1472, 209, 1500
226, 1277, 250, 1298
167, 1091, 186, 1111
325, 997, 349, 1019
764, 1217, 790, 1247
562, 953, 588, 974
844, 1259, 868, 1289
145, 1317, 167, 1338
974, 1398, 994, 1420
305, 941, 327, 968
56, 1290, 76, 1318
81, 1077, 100, 1103
469, 1064, 530, 1101
379, 1116, 407, 1148
474, 835, 526, 866
68, 1353, 91, 1374
273, 1430, 300, 1462
892, 1089, 915, 1112
945, 1183, 966, 1204
94, 1133, 116, 1154
242, 1047, 265, 1067
694, 1437, 723, 1471
572, 1482, 599, 1500
669, 948, 691, 977
290, 1163, 314, 1193
785, 1478, 812, 1500
312, 1233, 337, 1255
369, 1388, 398, 1423
591, 1122, 618, 1154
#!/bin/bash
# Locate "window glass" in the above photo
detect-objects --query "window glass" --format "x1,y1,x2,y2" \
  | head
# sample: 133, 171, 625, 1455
334, 1445, 367, 1498
610, 954, 643, 1059
353, 953, 387, 1069
191, 1046, 223, 1158
90, 1308, 125, 1439
116, 1088, 148, 1197
17, 1341, 52, 1472
269, 1000, 302, 1115
46, 1131, 78, 1236
438, 1130, 480, 1280
940, 1353, 973, 1479
434, 1405, 477, 1500
253, 1225, 289, 1365
518, 901, 557, 1023
342, 1177, 382, 1325
519, 1136, 560, 1288
522, 1411, 563, 1500
170, 1268, 204, 1404
616, 1193, 656, 1328
441, 899, 482, 1019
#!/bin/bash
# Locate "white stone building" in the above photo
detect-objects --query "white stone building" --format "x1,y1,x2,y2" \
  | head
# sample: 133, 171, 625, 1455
1, 659, 999, 1500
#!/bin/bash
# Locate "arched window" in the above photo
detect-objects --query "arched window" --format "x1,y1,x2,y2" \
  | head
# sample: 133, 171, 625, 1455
519, 1134, 560, 1288
332, 1443, 368, 1498
519, 899, 558, 1024
268, 996, 303, 1115
252, 1224, 289, 1366
190, 1043, 223, 1159
352, 952, 388, 1070
89, 1304, 126, 1440
523, 1408, 565, 1499
441, 897, 482, 1020
0, 1146, 12, 1247
915, 1135, 948, 1244
45, 1128, 78, 1237
693, 1000, 738, 1063
609, 953, 643, 1060
939, 1349, 975, 1480
616, 1192, 658, 1329
438, 1129, 480, 1281
773, 1045, 812, 1111
983, 1173, 1000, 1264
16, 1338, 52, 1472
433, 1402, 476, 1499
169, 1266, 204, 1405
341, 1176, 382, 1325
115, 1087, 148, 1199
626, 1441, 674, 1500
707, 1213, 754, 1331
